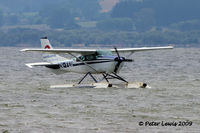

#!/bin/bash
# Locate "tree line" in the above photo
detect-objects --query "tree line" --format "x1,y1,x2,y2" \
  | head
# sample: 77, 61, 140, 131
0, 0, 200, 47
1, 28, 199, 47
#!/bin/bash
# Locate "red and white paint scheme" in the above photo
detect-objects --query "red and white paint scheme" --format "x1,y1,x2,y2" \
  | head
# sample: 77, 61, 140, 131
44, 45, 51, 49
41, 37, 52, 49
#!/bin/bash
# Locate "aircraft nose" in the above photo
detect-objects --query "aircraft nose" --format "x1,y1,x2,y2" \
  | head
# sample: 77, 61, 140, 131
114, 57, 133, 62
114, 57, 125, 61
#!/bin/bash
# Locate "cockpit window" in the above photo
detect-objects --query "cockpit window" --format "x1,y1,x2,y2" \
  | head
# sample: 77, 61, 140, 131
77, 54, 97, 61
79, 55, 85, 61
76, 50, 113, 62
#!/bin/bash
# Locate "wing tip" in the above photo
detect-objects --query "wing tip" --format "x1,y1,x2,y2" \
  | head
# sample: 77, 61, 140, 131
20, 49, 28, 52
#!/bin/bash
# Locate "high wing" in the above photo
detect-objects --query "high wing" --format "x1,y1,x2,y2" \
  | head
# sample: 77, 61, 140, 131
21, 46, 173, 55
21, 48, 97, 55
110, 46, 173, 53
25, 62, 59, 68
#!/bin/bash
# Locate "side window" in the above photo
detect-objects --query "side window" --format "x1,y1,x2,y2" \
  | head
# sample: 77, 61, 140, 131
86, 55, 95, 60
77, 54, 97, 61
77, 56, 85, 61
80, 56, 85, 61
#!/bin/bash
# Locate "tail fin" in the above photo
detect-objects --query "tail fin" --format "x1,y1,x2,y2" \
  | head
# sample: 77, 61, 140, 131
40, 37, 68, 63
40, 37, 53, 49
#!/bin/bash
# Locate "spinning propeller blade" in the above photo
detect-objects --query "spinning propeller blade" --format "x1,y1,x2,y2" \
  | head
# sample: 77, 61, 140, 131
114, 47, 133, 73
114, 47, 120, 59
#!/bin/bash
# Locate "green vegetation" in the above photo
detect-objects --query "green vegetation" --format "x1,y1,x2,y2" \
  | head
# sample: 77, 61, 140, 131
111, 0, 200, 26
0, 0, 200, 47
96, 18, 133, 31
1, 28, 200, 47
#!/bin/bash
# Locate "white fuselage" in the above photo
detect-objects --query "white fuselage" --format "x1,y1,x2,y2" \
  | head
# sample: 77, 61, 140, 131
59, 60, 122, 74
47, 55, 124, 74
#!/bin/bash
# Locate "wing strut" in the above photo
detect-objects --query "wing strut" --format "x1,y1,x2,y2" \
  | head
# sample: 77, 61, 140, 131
67, 53, 110, 85
68, 53, 99, 73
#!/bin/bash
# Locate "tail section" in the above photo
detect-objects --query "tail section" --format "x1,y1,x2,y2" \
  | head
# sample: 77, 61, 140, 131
40, 37, 68, 63
40, 37, 53, 49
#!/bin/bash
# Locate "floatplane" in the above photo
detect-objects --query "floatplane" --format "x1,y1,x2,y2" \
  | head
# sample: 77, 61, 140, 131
21, 37, 173, 88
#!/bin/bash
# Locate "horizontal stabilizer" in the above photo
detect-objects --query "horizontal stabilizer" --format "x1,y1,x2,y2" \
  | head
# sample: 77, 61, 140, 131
25, 62, 59, 68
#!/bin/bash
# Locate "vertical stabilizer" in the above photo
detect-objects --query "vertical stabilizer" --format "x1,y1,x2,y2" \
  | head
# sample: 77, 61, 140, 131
40, 37, 53, 49
40, 37, 67, 63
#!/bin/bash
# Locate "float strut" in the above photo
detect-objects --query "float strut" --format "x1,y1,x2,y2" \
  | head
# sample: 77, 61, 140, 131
78, 72, 97, 84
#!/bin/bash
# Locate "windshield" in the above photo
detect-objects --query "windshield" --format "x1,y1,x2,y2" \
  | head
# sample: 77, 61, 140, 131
97, 50, 112, 56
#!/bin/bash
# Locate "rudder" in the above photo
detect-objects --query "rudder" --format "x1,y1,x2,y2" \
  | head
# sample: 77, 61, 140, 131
40, 37, 68, 63
40, 37, 53, 49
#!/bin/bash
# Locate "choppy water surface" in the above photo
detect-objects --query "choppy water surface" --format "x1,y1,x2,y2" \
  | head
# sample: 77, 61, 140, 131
0, 47, 200, 132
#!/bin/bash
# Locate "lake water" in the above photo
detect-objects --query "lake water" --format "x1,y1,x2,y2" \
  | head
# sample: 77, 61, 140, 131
0, 47, 200, 132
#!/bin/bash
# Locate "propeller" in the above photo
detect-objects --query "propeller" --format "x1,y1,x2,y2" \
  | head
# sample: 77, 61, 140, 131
114, 47, 133, 73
